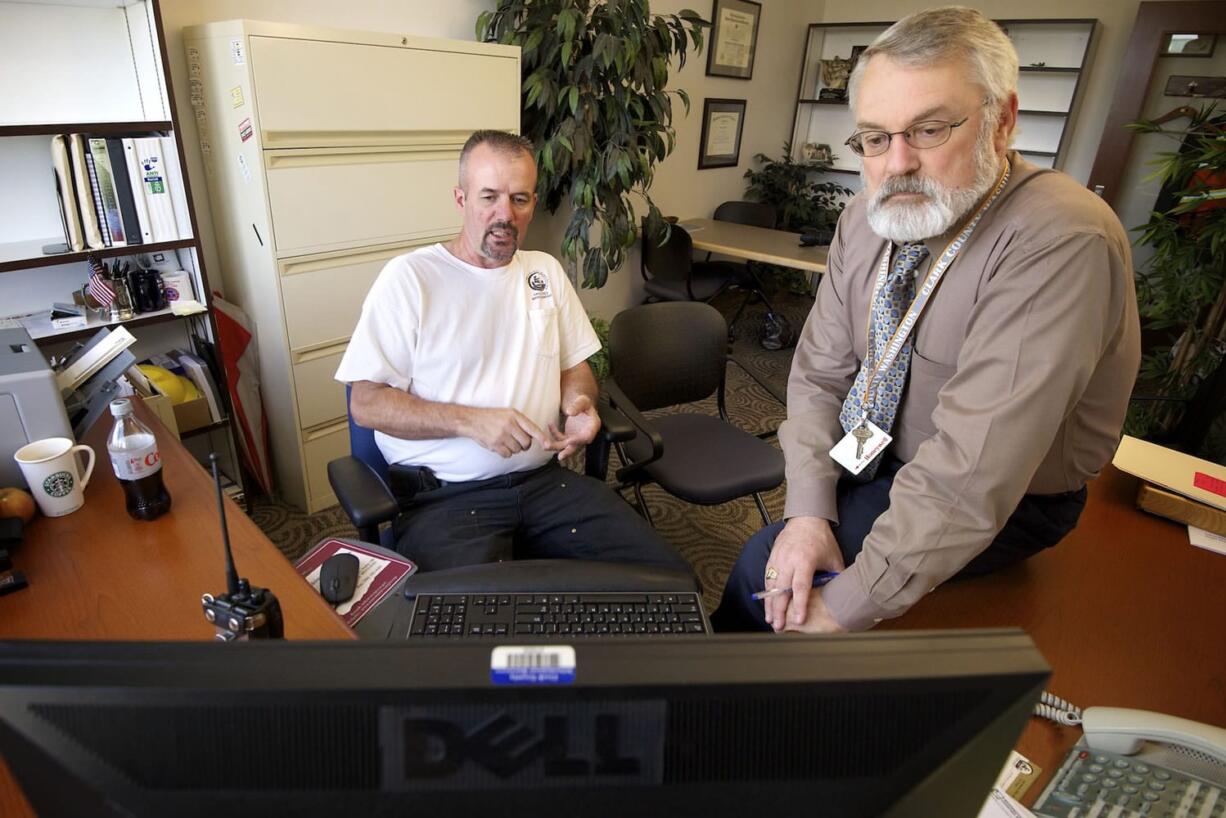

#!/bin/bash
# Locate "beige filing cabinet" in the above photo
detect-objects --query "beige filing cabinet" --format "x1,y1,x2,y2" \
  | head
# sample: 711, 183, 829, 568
183, 21, 520, 512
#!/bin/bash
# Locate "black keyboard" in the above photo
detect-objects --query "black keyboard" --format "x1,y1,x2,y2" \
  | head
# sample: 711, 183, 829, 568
406, 592, 711, 639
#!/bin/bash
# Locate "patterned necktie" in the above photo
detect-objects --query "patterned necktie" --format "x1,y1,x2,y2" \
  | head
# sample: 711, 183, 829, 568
839, 242, 930, 478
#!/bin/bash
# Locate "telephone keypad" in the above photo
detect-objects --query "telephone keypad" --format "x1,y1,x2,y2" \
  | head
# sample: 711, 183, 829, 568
1035, 745, 1224, 818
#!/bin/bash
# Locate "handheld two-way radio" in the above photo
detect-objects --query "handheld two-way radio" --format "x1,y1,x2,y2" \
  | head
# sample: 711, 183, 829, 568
200, 453, 284, 640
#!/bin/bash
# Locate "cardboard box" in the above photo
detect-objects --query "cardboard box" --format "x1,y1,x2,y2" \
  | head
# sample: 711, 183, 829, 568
1136, 482, 1226, 537
173, 396, 212, 435
142, 393, 180, 438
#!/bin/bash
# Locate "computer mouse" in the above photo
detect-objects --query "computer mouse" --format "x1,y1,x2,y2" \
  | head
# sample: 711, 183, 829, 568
320, 553, 360, 605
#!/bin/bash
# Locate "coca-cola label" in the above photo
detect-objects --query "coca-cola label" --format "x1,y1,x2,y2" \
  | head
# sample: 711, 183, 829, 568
110, 436, 162, 480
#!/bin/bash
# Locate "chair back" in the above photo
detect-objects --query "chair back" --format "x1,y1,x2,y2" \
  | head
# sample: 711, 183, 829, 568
640, 221, 694, 286
713, 200, 777, 229
346, 384, 390, 485
609, 302, 727, 411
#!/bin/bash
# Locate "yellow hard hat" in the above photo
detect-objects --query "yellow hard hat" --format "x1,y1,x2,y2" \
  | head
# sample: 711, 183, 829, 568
137, 364, 201, 405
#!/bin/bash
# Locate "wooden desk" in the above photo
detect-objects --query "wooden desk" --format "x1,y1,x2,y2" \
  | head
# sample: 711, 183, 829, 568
881, 465, 1226, 803
0, 400, 353, 816
680, 218, 830, 275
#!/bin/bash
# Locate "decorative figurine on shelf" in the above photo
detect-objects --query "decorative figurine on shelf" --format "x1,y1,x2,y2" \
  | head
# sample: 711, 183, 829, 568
819, 55, 852, 101
802, 142, 820, 161
813, 144, 833, 164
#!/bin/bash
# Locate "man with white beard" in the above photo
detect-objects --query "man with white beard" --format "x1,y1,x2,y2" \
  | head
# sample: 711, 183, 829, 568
712, 6, 1139, 633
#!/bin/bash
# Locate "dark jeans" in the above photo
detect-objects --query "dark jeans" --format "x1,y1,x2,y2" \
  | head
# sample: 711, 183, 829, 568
710, 457, 1087, 631
390, 460, 690, 573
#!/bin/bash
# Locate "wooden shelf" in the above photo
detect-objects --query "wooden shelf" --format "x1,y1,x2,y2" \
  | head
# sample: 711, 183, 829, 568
1017, 148, 1059, 157
798, 98, 848, 105
15, 304, 202, 343
0, 238, 198, 274
181, 417, 230, 439
1018, 109, 1069, 117
0, 121, 173, 138
1019, 66, 1080, 73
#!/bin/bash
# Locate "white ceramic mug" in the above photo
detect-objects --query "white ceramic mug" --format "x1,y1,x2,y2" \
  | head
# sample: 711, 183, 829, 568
13, 438, 96, 518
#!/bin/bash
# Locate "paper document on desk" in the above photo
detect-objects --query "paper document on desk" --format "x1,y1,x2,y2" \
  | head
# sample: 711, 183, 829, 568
676, 222, 704, 233
978, 789, 1037, 818
1190, 525, 1226, 556
1113, 435, 1226, 512
296, 538, 416, 627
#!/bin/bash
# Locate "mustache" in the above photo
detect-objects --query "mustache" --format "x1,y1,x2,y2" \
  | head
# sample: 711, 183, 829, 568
875, 174, 939, 202
485, 221, 518, 238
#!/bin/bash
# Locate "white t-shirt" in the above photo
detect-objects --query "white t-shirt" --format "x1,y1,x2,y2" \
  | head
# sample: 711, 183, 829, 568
334, 245, 601, 482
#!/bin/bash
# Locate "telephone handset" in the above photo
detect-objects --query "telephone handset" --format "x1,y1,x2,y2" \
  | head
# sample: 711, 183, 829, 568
1081, 706, 1226, 763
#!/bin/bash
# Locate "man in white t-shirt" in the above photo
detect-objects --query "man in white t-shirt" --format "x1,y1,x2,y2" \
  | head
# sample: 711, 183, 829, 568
334, 130, 687, 573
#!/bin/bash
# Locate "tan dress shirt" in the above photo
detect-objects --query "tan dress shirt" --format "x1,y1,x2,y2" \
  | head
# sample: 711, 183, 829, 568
780, 152, 1140, 630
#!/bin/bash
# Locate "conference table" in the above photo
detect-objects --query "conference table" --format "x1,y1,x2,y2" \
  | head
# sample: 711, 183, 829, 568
679, 218, 829, 287
1, 397, 1223, 813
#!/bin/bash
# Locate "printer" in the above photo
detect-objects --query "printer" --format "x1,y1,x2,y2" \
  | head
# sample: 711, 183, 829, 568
1, 327, 73, 489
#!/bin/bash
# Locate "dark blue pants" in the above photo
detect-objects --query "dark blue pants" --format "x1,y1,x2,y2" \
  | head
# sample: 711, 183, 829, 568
710, 457, 1087, 631
392, 460, 690, 573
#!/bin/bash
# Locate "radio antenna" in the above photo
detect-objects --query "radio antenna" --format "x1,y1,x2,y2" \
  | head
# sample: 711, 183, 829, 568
209, 453, 240, 597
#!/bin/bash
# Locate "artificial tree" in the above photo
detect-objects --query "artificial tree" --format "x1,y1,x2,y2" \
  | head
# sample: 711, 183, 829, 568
477, 0, 707, 288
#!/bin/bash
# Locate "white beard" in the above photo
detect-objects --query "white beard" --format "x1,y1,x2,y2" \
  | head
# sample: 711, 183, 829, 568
864, 127, 1001, 244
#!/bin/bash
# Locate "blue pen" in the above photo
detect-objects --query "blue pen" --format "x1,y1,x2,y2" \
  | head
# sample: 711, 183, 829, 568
751, 571, 839, 601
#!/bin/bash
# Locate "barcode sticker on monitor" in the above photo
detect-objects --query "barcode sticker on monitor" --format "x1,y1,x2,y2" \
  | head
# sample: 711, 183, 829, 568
490, 646, 576, 686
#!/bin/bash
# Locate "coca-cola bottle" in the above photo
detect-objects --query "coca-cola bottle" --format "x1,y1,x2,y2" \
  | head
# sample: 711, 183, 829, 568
107, 398, 172, 521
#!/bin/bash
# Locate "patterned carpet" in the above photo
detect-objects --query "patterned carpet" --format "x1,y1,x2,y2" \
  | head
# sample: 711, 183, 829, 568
248, 288, 814, 613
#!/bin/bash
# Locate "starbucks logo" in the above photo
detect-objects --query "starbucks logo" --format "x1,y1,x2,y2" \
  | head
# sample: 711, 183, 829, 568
43, 471, 75, 498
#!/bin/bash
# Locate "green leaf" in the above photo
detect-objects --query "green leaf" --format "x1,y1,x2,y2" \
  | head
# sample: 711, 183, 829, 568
482, 0, 709, 288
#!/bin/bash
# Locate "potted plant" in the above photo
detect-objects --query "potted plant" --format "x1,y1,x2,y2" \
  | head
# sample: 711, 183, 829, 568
1125, 103, 1225, 461
742, 142, 853, 294
477, 1, 708, 288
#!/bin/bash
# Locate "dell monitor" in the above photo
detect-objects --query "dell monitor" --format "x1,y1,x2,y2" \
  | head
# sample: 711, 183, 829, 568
0, 629, 1048, 817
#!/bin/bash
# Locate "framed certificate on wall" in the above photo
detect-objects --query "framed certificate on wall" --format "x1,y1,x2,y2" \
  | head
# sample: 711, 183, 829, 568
698, 98, 747, 169
706, 0, 761, 79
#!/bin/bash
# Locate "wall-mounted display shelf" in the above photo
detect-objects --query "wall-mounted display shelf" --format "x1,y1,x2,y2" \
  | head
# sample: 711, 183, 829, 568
789, 18, 1097, 174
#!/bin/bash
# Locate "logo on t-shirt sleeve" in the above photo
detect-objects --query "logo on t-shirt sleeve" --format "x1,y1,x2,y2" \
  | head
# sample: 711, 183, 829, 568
527, 271, 552, 300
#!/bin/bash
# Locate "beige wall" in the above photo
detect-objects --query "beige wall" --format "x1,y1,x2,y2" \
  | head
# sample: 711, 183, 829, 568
161, 0, 1185, 315
159, 0, 495, 297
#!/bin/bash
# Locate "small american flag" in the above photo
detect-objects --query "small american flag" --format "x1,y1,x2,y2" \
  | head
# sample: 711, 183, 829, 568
86, 257, 115, 307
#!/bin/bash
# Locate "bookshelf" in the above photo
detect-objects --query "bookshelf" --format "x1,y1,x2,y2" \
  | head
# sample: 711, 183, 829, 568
0, 0, 245, 496
788, 18, 1098, 174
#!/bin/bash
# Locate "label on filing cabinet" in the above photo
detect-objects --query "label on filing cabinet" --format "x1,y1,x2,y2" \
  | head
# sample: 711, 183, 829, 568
490, 645, 576, 685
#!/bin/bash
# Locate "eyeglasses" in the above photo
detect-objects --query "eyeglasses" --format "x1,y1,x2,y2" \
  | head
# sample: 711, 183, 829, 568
844, 116, 971, 157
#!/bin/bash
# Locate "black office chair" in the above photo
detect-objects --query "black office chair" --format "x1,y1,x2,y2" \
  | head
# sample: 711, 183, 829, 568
325, 388, 700, 614
710, 200, 786, 340
595, 302, 786, 526
327, 386, 639, 547
639, 220, 742, 304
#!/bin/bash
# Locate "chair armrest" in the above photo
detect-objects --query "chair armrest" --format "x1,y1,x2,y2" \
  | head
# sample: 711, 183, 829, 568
585, 397, 638, 479
604, 379, 665, 483
327, 455, 399, 543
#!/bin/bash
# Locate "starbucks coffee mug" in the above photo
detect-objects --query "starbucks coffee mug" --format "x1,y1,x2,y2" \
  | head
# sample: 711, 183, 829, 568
13, 438, 96, 518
